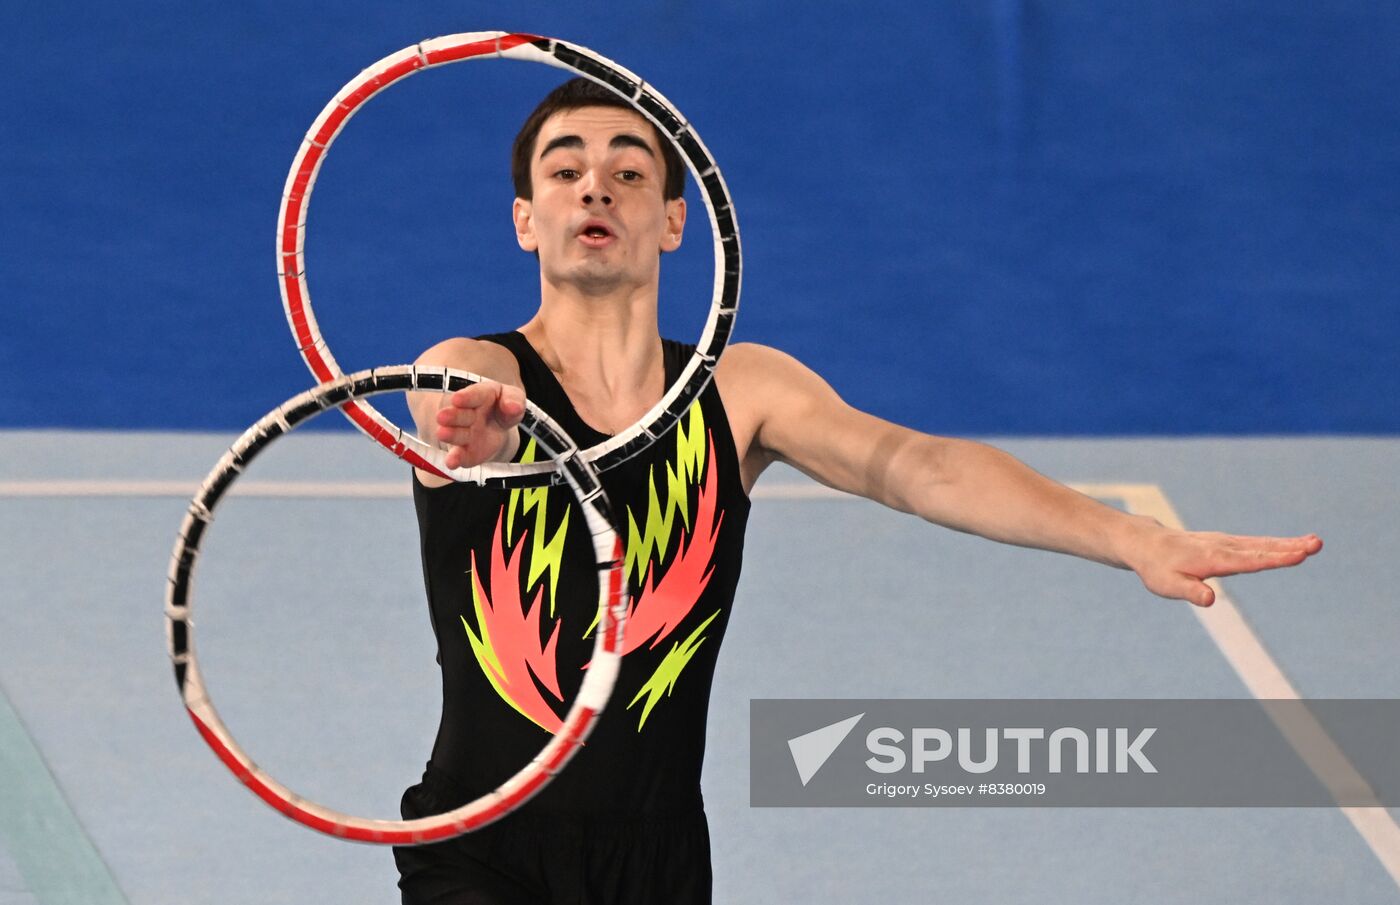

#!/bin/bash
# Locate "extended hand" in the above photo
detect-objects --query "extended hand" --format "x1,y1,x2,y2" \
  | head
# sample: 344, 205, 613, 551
435, 381, 526, 469
1125, 520, 1322, 607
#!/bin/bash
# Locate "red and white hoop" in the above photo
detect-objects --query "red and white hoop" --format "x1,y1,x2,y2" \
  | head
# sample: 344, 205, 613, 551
278, 32, 741, 487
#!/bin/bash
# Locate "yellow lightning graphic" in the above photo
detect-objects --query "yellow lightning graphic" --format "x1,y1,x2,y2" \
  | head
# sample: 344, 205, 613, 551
624, 404, 706, 584
627, 608, 721, 729
506, 439, 570, 616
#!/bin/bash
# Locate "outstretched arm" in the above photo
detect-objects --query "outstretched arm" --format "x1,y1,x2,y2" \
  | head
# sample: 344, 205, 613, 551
725, 343, 1321, 607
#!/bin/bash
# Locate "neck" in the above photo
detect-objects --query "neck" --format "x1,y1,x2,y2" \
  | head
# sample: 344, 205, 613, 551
518, 275, 663, 401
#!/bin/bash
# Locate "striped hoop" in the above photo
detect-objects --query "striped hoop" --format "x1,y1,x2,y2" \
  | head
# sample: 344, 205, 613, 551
278, 32, 741, 487
165, 366, 626, 844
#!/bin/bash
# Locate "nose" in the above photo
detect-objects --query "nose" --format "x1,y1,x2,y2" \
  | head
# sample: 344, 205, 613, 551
577, 170, 613, 207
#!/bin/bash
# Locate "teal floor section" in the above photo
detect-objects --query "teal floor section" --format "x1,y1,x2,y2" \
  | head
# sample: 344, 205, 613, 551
0, 686, 126, 904
0, 849, 40, 905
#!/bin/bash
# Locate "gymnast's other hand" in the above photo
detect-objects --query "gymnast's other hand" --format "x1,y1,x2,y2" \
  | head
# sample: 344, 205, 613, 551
435, 380, 526, 469
1121, 518, 1323, 607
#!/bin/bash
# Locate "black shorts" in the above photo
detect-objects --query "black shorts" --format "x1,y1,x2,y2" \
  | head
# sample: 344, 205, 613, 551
394, 770, 713, 905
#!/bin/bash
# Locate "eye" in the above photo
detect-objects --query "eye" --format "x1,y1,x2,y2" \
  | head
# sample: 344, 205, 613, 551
617, 170, 642, 182
553, 168, 580, 180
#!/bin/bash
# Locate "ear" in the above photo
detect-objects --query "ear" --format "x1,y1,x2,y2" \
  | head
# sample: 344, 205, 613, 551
660, 196, 686, 254
513, 197, 538, 252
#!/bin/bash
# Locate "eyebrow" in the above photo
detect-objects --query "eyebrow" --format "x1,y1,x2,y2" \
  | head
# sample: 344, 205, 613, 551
538, 133, 657, 160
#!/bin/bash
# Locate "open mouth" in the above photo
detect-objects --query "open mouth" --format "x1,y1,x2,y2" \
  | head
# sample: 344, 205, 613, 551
578, 220, 615, 244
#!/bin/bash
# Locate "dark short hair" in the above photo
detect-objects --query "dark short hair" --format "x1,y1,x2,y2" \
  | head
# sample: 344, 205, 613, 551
511, 78, 686, 201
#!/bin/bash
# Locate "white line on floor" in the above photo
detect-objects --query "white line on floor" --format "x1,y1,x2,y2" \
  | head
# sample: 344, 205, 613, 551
1090, 482, 1400, 893
0, 479, 853, 501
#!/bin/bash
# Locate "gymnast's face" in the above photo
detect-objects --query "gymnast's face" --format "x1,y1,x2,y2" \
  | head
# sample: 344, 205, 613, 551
513, 106, 685, 296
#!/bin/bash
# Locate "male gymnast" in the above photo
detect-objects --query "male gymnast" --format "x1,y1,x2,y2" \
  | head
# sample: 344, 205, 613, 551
395, 78, 1321, 904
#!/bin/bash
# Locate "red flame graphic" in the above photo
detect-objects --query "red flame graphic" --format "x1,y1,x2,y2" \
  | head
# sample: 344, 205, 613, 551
467, 513, 565, 733
621, 435, 724, 654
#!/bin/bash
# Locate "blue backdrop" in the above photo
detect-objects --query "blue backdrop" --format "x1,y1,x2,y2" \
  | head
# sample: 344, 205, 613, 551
3, 1, 1397, 434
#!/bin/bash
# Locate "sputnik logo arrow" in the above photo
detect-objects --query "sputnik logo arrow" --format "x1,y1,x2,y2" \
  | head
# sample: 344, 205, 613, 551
787, 713, 865, 786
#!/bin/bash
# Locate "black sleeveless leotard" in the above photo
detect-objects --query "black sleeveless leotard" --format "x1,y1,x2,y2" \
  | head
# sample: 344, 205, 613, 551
395, 331, 750, 904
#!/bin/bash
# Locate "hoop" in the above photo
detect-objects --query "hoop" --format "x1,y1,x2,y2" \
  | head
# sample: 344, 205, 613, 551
278, 32, 741, 487
164, 366, 626, 844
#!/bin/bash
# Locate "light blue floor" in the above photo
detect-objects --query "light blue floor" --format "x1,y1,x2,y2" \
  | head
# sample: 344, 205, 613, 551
0, 430, 1397, 904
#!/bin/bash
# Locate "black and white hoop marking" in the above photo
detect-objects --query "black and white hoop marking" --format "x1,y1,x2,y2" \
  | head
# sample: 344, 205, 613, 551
164, 366, 626, 844
278, 32, 740, 486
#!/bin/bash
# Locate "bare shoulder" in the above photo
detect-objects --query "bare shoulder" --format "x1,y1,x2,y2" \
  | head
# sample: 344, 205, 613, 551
715, 342, 846, 489
716, 341, 839, 414
715, 341, 814, 389
717, 340, 792, 372
415, 336, 522, 384
715, 343, 776, 426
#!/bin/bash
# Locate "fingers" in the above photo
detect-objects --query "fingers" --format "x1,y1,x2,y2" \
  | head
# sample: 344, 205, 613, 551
1139, 529, 1322, 608
441, 381, 526, 421
1200, 533, 1323, 578
496, 383, 526, 426
434, 380, 526, 469
446, 380, 504, 412
1224, 533, 1323, 553
1149, 572, 1216, 608
441, 430, 502, 470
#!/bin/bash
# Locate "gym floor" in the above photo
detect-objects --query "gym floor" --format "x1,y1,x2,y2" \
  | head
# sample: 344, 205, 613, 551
1, 429, 1395, 904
